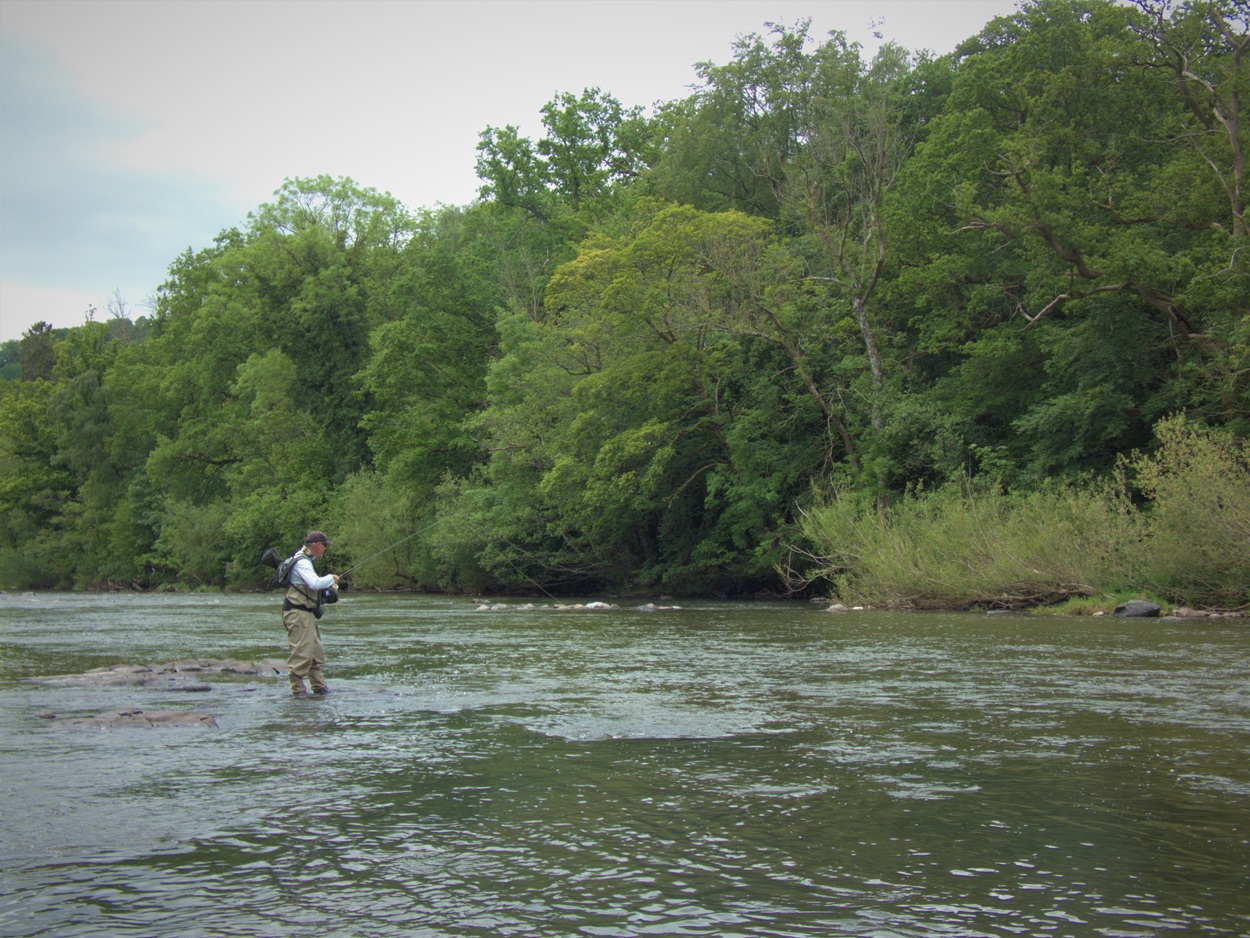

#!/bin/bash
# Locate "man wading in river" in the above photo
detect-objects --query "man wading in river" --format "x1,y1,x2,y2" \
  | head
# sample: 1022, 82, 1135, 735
281, 531, 341, 696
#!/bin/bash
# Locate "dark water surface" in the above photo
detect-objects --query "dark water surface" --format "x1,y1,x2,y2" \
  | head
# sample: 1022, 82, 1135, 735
0, 592, 1246, 937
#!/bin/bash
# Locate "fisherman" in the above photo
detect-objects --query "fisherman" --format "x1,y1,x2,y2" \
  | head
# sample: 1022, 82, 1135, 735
281, 531, 341, 696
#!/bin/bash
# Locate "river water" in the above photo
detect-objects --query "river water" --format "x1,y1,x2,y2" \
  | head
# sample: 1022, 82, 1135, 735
0, 592, 1246, 938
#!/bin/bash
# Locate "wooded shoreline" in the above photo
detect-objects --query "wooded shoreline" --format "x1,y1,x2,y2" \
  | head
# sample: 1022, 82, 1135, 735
3, 1, 1247, 603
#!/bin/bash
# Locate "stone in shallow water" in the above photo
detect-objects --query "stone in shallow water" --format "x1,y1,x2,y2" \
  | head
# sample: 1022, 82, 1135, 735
1113, 600, 1162, 618
28, 659, 287, 687
37, 708, 219, 728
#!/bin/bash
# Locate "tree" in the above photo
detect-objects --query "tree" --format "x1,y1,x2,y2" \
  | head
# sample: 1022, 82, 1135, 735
17, 321, 57, 382
0, 376, 76, 584
449, 199, 838, 593
477, 88, 656, 218
908, 0, 1230, 333
243, 175, 415, 475
648, 23, 933, 497
783, 38, 917, 450
1129, 0, 1250, 430
357, 206, 500, 499
891, 0, 1245, 480
1130, 0, 1249, 236
539, 88, 655, 211
651, 21, 822, 218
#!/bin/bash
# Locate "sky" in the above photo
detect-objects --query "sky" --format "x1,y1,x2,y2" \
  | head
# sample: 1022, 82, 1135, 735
0, 0, 1022, 343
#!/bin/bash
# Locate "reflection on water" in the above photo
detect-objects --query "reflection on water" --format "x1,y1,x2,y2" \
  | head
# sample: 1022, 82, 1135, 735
1, 592, 1247, 937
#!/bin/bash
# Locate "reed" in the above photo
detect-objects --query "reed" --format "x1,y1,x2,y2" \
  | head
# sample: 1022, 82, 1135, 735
801, 480, 1136, 608
800, 417, 1250, 610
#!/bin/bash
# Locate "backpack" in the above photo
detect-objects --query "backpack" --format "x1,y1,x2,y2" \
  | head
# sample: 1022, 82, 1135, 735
275, 551, 307, 588
260, 547, 308, 589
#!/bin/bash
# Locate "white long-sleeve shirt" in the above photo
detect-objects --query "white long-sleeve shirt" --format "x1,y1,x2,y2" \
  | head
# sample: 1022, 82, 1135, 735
291, 552, 336, 592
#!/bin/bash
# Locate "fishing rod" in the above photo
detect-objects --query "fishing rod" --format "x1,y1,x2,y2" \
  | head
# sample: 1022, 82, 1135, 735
266, 517, 557, 596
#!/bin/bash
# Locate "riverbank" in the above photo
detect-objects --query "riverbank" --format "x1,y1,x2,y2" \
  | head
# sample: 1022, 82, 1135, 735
7, 584, 1247, 622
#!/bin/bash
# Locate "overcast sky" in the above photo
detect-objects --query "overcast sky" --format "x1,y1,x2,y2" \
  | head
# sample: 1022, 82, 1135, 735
0, 0, 1021, 342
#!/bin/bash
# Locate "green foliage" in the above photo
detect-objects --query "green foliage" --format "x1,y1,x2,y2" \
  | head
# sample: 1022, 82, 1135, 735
17, 321, 57, 381
651, 20, 822, 218
800, 416, 1250, 609
2, 3, 1246, 603
1124, 415, 1250, 606
477, 87, 656, 219
450, 199, 835, 594
427, 468, 533, 595
327, 471, 421, 590
1011, 295, 1173, 476
798, 479, 1139, 608
242, 175, 414, 476
157, 498, 233, 586
356, 207, 498, 496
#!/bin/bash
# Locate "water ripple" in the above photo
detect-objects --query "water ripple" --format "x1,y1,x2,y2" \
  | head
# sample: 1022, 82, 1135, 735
1, 595, 1247, 936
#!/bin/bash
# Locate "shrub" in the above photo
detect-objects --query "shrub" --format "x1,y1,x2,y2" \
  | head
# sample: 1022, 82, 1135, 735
799, 479, 1137, 608
1125, 416, 1250, 607
800, 415, 1250, 610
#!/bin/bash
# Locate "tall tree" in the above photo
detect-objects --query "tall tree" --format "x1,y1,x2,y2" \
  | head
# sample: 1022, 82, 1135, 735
17, 321, 57, 382
782, 38, 917, 454
892, 0, 1246, 478
651, 21, 822, 218
477, 88, 656, 218
447, 199, 836, 593
1131, 0, 1248, 235
357, 205, 501, 498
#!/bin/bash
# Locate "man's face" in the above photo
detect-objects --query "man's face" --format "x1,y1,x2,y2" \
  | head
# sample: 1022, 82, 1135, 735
309, 541, 327, 559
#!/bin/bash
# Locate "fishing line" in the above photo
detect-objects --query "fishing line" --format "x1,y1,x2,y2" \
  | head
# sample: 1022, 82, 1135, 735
338, 521, 440, 578
336, 517, 560, 600
465, 519, 560, 601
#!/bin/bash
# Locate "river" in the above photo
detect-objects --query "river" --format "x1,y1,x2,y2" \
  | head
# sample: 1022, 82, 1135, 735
0, 591, 1246, 937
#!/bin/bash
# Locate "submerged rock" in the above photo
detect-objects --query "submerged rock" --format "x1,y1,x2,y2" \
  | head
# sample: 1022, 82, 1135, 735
29, 659, 287, 688
37, 708, 218, 728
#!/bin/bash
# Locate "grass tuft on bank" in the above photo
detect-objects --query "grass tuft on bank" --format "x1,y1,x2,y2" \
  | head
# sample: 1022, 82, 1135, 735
799, 417, 1250, 611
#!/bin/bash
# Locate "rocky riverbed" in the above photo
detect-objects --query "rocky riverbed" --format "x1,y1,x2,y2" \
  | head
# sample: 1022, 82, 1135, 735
27, 658, 288, 728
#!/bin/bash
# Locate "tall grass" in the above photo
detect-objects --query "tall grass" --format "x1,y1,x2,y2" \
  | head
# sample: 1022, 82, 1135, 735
799, 417, 1249, 610
1126, 416, 1250, 607
799, 480, 1137, 608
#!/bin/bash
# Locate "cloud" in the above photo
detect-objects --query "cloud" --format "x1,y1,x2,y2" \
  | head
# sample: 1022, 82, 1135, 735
1, 0, 1022, 341
0, 36, 244, 337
